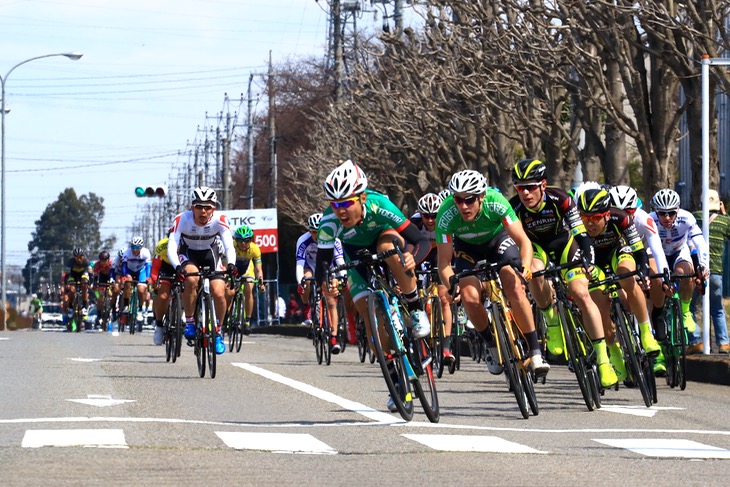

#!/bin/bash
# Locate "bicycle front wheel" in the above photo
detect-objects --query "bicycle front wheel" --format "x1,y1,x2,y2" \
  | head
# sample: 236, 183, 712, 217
356, 319, 367, 363
129, 291, 137, 335
322, 301, 332, 366
558, 301, 595, 411
368, 293, 414, 421
206, 293, 217, 379
428, 296, 444, 378
411, 337, 440, 423
195, 297, 206, 378
492, 303, 529, 419
614, 305, 651, 407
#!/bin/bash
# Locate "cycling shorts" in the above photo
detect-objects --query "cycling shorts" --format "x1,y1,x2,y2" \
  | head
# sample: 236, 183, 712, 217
127, 268, 150, 283
66, 271, 89, 285
533, 235, 589, 284
179, 248, 225, 280
666, 246, 692, 271
452, 229, 521, 274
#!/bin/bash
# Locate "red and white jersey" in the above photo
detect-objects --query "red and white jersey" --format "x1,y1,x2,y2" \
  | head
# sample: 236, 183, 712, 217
633, 208, 669, 273
167, 210, 236, 268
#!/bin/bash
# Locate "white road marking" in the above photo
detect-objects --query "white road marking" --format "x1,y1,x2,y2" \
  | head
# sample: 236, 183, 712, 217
216, 431, 336, 455
232, 362, 404, 424
67, 395, 136, 407
69, 357, 102, 362
594, 438, 730, 459
600, 405, 684, 418
0, 337, 9, 340
22, 429, 128, 448
403, 434, 547, 454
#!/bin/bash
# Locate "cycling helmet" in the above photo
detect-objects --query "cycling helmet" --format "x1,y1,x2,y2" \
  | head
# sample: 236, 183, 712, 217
307, 213, 323, 231
608, 185, 639, 210
417, 193, 442, 214
72, 248, 84, 257
512, 158, 547, 182
448, 170, 488, 195
117, 248, 125, 258
651, 189, 680, 211
233, 225, 254, 241
323, 159, 368, 200
572, 181, 602, 205
131, 236, 144, 247
437, 188, 451, 201
192, 186, 218, 205
98, 250, 110, 261
31, 293, 37, 299
576, 188, 611, 214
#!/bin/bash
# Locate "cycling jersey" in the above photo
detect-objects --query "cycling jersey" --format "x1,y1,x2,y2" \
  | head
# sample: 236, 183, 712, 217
154, 238, 172, 265
590, 208, 648, 271
65, 257, 90, 284
650, 208, 709, 269
410, 213, 437, 265
630, 208, 669, 273
295, 232, 344, 283
435, 188, 518, 244
167, 210, 236, 269
121, 247, 152, 282
151, 238, 176, 282
235, 241, 262, 264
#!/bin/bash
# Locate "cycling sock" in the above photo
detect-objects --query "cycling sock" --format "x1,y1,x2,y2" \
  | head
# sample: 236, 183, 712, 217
185, 316, 194, 325
403, 288, 420, 312
525, 330, 540, 354
592, 338, 609, 365
638, 320, 653, 336
681, 299, 693, 315
539, 304, 558, 326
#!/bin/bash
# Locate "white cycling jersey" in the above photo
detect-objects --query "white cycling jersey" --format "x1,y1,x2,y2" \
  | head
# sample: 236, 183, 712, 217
632, 208, 669, 273
649, 208, 709, 269
295, 232, 345, 283
167, 210, 236, 269
122, 247, 152, 273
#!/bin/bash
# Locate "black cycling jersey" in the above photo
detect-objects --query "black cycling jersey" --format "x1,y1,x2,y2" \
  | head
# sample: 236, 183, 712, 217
591, 208, 648, 270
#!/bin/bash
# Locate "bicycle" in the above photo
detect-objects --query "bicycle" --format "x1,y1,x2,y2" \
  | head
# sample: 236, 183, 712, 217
66, 283, 85, 333
533, 261, 602, 411
589, 270, 657, 407
416, 266, 446, 378
225, 276, 255, 353
449, 301, 471, 373
161, 275, 184, 363
187, 268, 228, 379
330, 246, 439, 423
121, 279, 142, 335
653, 269, 695, 390
354, 312, 375, 364
94, 282, 113, 332
452, 259, 539, 419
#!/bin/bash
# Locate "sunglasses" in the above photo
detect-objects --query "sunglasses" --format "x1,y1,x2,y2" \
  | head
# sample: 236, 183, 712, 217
193, 204, 215, 210
131, 246, 142, 250
657, 210, 677, 217
236, 237, 253, 244
453, 194, 479, 205
421, 213, 437, 219
330, 196, 359, 209
579, 212, 609, 223
515, 183, 542, 192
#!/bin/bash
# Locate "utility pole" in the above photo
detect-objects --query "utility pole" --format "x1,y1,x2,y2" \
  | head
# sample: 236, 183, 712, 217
222, 111, 232, 210
394, 0, 403, 36
268, 51, 277, 209
332, 0, 343, 102
247, 74, 255, 209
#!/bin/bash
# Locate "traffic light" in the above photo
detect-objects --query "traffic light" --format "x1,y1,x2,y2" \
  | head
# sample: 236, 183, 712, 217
134, 185, 167, 197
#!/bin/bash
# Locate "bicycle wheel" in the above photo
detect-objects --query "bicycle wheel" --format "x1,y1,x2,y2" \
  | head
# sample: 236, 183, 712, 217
322, 300, 332, 366
411, 337, 440, 423
614, 305, 652, 407
356, 319, 367, 363
206, 293, 217, 379
429, 296, 444, 379
195, 297, 206, 378
235, 294, 244, 353
164, 312, 173, 362
450, 324, 461, 374
336, 295, 347, 353
169, 292, 182, 363
676, 298, 687, 391
492, 303, 529, 419
368, 292, 414, 421
558, 301, 595, 411
128, 291, 137, 335
533, 300, 548, 357
227, 297, 239, 353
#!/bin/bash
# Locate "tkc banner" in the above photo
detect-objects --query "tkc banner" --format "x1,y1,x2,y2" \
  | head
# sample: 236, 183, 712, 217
226, 209, 278, 253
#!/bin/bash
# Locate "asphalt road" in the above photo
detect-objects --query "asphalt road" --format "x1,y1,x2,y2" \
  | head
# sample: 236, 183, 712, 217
1, 328, 728, 486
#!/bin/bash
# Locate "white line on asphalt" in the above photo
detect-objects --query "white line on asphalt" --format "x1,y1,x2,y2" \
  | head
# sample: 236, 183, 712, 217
216, 431, 337, 455
67, 394, 136, 407
404, 434, 547, 453
22, 429, 128, 448
231, 362, 404, 424
594, 438, 730, 459
599, 405, 684, 418
68, 357, 102, 362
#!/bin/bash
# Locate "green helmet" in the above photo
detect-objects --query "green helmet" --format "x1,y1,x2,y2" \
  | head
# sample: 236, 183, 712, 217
233, 225, 254, 241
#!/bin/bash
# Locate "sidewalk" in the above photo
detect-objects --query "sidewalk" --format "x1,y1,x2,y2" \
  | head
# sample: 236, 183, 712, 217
253, 324, 730, 387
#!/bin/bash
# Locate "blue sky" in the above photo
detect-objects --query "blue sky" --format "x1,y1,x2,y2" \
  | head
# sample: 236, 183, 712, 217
0, 0, 338, 269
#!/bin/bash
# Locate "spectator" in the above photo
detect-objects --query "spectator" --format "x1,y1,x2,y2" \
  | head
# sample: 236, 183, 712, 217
690, 189, 730, 354
274, 295, 286, 322
286, 292, 303, 324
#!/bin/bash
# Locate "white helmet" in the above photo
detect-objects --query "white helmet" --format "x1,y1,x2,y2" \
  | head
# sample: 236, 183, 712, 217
608, 185, 639, 210
417, 193, 442, 214
448, 170, 488, 195
307, 213, 323, 231
131, 236, 144, 247
437, 188, 451, 201
31, 293, 37, 299
652, 189, 680, 211
323, 160, 368, 200
572, 181, 602, 205
192, 186, 218, 205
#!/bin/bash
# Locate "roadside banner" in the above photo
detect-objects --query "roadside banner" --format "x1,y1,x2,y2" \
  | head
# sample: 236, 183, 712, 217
226, 209, 278, 253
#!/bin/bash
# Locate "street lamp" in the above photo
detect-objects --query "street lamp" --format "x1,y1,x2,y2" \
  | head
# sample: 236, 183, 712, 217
1, 52, 83, 331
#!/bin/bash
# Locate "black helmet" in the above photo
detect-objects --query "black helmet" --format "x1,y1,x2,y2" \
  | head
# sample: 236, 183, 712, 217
576, 188, 611, 214
72, 248, 84, 257
98, 250, 110, 261
512, 158, 547, 182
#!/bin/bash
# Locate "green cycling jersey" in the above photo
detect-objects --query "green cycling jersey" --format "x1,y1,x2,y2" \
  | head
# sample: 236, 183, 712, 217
318, 190, 409, 249
435, 188, 519, 244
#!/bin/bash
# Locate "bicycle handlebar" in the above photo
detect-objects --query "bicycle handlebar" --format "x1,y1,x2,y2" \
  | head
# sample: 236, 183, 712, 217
588, 269, 641, 290
531, 259, 585, 279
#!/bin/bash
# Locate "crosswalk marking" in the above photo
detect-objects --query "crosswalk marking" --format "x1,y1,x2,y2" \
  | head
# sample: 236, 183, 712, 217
403, 434, 547, 454
21, 429, 128, 449
216, 432, 337, 455
593, 439, 730, 459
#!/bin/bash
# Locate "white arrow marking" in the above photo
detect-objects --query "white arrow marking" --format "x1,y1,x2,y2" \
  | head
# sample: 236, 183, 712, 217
216, 431, 336, 455
22, 429, 128, 448
69, 357, 102, 362
67, 395, 136, 408
600, 405, 684, 418
594, 438, 730, 459
404, 434, 547, 453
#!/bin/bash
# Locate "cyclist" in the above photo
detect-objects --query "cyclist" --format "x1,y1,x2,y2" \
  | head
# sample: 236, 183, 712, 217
649, 188, 710, 348
109, 248, 125, 324
411, 192, 455, 365
92, 251, 113, 330
609, 185, 672, 374
150, 235, 177, 345
29, 293, 43, 328
314, 159, 431, 410
120, 237, 152, 329
510, 159, 616, 386
167, 186, 236, 355
574, 186, 660, 383
228, 224, 266, 337
62, 248, 90, 327
295, 213, 349, 353
436, 169, 549, 378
